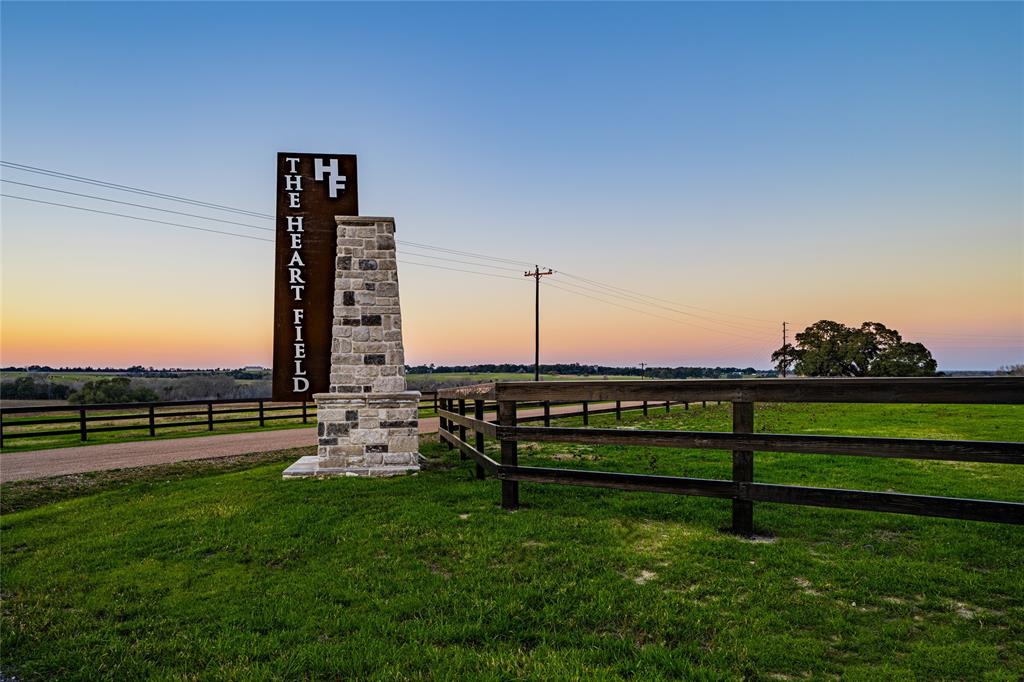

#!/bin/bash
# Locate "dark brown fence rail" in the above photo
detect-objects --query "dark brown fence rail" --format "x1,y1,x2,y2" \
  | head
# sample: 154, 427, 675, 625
0, 392, 444, 448
436, 378, 1024, 533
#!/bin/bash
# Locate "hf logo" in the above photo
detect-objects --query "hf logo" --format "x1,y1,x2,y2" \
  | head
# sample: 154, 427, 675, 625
314, 158, 347, 198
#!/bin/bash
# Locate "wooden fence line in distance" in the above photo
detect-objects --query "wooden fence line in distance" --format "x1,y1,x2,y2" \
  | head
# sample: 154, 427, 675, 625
2, 391, 442, 447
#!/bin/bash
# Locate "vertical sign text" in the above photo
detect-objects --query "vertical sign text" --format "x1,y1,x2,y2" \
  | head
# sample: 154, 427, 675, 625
273, 153, 358, 401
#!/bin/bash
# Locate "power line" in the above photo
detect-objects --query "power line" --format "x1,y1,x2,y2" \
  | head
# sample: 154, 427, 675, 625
397, 258, 524, 281
548, 275, 776, 337
0, 161, 813, 334
2, 160, 777, 328
0, 161, 275, 220
0, 194, 274, 242
395, 239, 537, 268
396, 244, 523, 273
3, 187, 774, 342
0, 179, 274, 232
546, 278, 769, 341
904, 330, 1024, 341
544, 276, 774, 339
558, 270, 778, 325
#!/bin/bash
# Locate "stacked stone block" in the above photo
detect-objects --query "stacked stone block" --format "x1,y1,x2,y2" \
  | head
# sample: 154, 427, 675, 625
308, 217, 420, 476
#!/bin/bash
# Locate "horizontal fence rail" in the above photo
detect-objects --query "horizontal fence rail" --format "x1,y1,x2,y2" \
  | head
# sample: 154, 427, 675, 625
436, 378, 1024, 533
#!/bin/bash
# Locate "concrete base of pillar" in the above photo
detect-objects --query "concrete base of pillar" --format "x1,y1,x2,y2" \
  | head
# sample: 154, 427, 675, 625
283, 390, 421, 479
282, 455, 420, 478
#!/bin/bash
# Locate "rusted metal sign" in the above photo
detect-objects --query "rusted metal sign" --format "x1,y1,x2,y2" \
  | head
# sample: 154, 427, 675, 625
273, 153, 358, 401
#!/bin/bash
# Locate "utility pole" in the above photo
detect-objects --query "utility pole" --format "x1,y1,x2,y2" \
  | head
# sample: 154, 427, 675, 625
781, 321, 789, 378
524, 265, 554, 381
639, 362, 647, 380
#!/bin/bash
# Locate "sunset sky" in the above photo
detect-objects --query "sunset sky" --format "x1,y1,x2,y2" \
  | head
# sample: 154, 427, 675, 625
2, 2, 1021, 370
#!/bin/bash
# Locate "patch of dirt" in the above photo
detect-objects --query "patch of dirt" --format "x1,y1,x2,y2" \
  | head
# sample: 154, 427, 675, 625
550, 452, 599, 462
428, 562, 451, 579
634, 570, 658, 585
950, 601, 1003, 619
794, 577, 822, 596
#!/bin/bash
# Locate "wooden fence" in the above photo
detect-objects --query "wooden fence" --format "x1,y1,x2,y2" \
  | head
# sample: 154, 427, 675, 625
436, 377, 1024, 534
0, 392, 443, 448
0, 390, 686, 448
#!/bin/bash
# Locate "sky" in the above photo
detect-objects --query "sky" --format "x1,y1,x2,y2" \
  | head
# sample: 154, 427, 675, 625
1, 1, 1021, 370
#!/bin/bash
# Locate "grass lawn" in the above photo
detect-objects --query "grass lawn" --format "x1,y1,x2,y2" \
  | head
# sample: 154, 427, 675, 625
1, 403, 1021, 680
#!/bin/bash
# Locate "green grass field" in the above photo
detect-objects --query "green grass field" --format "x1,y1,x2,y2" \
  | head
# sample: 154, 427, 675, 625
2, 403, 1021, 680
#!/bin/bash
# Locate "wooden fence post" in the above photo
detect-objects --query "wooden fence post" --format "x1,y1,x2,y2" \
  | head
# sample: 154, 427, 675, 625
79, 408, 87, 441
498, 400, 519, 510
665, 400, 671, 413
732, 401, 754, 536
444, 399, 453, 450
643, 400, 648, 416
301, 401, 308, 424
544, 400, 550, 427
437, 398, 446, 437
615, 400, 621, 421
458, 399, 467, 460
258, 400, 265, 427
207, 402, 214, 431
583, 400, 589, 426
684, 401, 689, 410
474, 399, 485, 480
149, 405, 156, 437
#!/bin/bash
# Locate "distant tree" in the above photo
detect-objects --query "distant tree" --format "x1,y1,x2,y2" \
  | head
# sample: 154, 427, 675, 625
0, 376, 72, 400
771, 344, 799, 377
159, 375, 238, 401
69, 378, 159, 404
774, 320, 937, 377
997, 364, 1024, 376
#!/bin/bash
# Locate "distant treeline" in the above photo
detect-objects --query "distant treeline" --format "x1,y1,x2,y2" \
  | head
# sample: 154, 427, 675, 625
406, 363, 772, 379
1, 374, 272, 404
3, 366, 271, 380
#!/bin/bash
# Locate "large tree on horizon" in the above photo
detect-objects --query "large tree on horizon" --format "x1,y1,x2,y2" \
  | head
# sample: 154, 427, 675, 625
772, 320, 937, 377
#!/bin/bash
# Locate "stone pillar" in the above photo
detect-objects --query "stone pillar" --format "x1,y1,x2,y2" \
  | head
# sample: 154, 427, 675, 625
283, 217, 420, 478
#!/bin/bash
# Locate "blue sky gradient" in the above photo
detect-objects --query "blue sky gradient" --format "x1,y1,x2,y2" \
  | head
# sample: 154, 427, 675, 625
2, 2, 1021, 369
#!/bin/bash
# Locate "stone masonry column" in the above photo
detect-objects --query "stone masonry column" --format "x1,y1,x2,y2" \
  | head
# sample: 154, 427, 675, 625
283, 217, 420, 477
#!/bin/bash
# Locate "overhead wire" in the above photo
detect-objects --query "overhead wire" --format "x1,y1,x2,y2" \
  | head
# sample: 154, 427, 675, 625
0, 160, 847, 346
558, 270, 778, 325
395, 239, 537, 268
8, 163, 1017, 353
0, 161, 275, 220
548, 275, 778, 337
1, 179, 274, 231
396, 245, 524, 273
30, 162, 1023, 348
1, 161, 785, 333
397, 259, 523, 281
543, 279, 774, 343
0, 194, 274, 242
